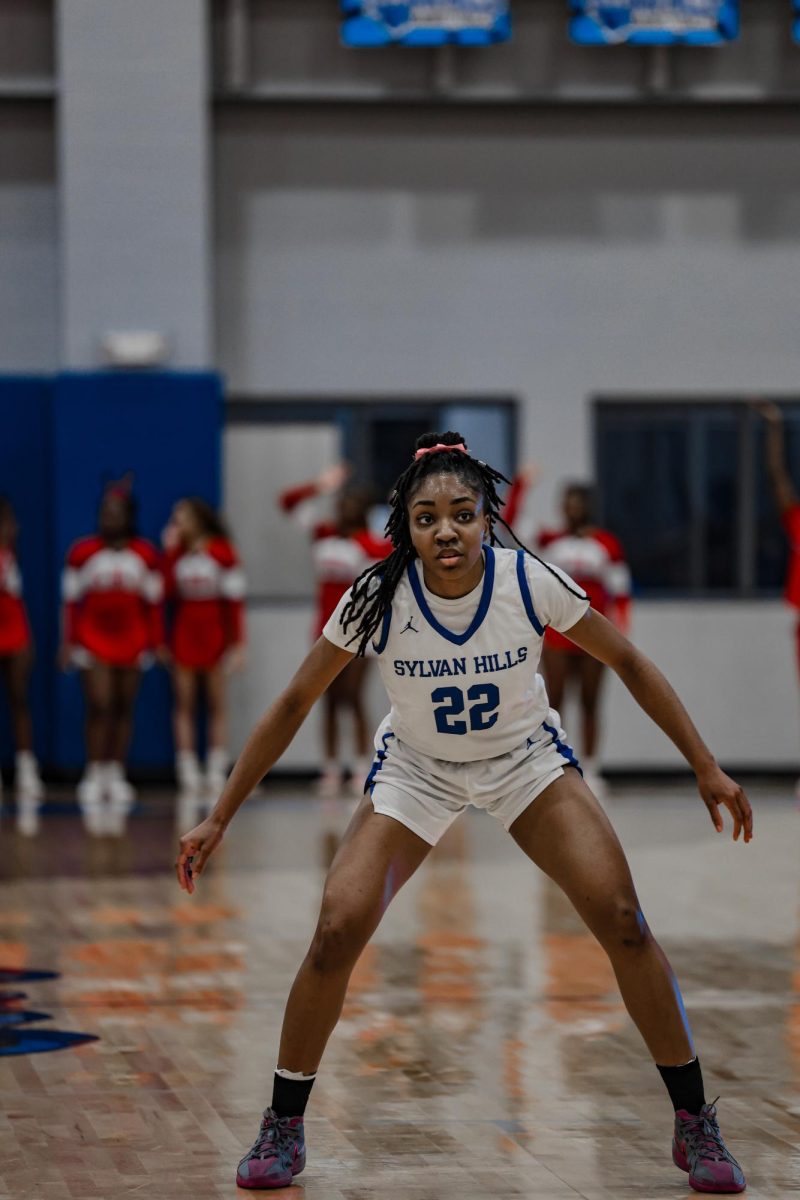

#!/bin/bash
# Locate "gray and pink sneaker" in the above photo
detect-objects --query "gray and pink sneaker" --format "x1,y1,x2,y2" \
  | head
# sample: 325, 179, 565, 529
672, 1101, 746, 1193
236, 1108, 306, 1190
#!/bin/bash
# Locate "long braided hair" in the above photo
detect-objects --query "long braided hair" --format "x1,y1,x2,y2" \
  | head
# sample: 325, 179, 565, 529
339, 430, 586, 656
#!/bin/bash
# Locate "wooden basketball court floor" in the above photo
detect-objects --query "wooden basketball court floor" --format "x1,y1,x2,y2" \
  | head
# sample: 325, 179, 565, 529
0, 778, 797, 1199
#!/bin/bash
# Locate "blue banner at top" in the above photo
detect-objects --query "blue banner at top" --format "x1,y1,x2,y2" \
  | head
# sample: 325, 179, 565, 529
570, 1, 739, 45
341, 1, 511, 47
794, 1, 800, 43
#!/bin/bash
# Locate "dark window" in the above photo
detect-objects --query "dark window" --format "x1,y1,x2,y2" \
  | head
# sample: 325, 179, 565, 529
595, 399, 800, 598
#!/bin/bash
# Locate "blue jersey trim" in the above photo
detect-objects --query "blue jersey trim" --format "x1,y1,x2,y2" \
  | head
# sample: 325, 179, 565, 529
372, 607, 392, 654
516, 549, 545, 636
408, 545, 495, 647
365, 729, 395, 795
542, 721, 583, 777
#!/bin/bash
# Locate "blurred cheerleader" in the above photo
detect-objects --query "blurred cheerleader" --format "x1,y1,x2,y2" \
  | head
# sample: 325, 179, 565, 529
162, 498, 246, 809
279, 464, 391, 796
60, 477, 165, 835
537, 483, 631, 795
0, 496, 43, 832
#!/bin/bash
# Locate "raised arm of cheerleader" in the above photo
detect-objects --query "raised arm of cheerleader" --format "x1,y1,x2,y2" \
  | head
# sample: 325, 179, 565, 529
755, 401, 798, 514
502, 462, 540, 530
562, 608, 753, 844
175, 635, 355, 892
277, 463, 353, 529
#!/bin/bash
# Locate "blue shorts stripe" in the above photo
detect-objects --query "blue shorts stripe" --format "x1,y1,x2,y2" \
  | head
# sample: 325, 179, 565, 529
541, 721, 583, 777
365, 730, 395, 795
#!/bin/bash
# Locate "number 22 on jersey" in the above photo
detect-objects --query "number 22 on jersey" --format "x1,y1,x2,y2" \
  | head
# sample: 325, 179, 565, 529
432, 684, 500, 735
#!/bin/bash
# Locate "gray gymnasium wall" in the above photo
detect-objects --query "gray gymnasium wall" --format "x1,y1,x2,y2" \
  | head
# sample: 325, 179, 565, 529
216, 105, 800, 768
0, 103, 57, 370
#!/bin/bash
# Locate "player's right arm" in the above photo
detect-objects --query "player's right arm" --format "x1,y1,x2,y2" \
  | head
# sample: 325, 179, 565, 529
175, 634, 355, 893
756, 401, 797, 513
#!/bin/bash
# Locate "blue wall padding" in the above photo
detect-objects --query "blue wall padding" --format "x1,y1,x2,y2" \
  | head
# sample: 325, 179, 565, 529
0, 378, 53, 767
0, 371, 223, 773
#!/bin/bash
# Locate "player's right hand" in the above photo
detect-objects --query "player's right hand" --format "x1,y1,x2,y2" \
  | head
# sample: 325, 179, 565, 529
175, 816, 226, 895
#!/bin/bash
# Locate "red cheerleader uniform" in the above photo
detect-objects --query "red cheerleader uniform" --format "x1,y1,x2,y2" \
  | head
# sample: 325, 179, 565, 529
62, 536, 165, 668
279, 484, 392, 638
164, 538, 246, 671
537, 527, 631, 655
0, 547, 32, 657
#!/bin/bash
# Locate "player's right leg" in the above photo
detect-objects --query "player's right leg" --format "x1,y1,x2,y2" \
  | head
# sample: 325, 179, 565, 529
77, 664, 113, 834
236, 797, 432, 1189
540, 643, 569, 713
3, 648, 44, 833
336, 655, 372, 795
172, 664, 201, 792
319, 674, 345, 796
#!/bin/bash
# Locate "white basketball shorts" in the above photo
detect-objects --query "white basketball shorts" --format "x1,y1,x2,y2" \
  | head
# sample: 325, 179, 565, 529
365, 710, 582, 846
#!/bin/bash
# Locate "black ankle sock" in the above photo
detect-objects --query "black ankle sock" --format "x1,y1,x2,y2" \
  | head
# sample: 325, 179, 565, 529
271, 1072, 316, 1119
657, 1057, 705, 1115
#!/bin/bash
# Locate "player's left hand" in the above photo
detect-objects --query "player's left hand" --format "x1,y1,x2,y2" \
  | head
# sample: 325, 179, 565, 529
695, 764, 753, 843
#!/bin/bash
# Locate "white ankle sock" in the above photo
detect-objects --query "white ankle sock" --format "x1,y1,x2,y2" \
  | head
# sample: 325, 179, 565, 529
275, 1067, 317, 1081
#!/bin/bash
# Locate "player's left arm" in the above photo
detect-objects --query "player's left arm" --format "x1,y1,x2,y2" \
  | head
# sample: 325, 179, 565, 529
562, 608, 753, 843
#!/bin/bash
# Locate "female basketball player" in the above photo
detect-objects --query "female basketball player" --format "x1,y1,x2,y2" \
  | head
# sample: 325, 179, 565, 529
177, 434, 751, 1194
279, 464, 391, 795
162, 498, 246, 807
60, 478, 164, 835
0, 497, 44, 830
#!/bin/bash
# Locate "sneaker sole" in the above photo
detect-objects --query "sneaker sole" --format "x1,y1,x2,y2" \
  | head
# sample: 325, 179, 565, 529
236, 1154, 305, 1190
688, 1180, 746, 1195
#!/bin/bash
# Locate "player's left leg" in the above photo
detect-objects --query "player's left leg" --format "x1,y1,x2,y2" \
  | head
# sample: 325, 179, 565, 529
336, 656, 372, 794
105, 667, 142, 832
204, 662, 229, 802
1, 648, 43, 829
319, 672, 346, 795
578, 653, 606, 797
578, 653, 605, 760
1, 646, 34, 752
510, 769, 745, 1193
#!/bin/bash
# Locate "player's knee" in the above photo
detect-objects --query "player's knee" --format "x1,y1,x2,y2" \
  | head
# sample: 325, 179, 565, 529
309, 905, 368, 974
597, 895, 650, 953
86, 696, 109, 720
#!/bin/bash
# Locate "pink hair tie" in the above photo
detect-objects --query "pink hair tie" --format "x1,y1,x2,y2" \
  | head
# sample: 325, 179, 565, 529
414, 442, 467, 460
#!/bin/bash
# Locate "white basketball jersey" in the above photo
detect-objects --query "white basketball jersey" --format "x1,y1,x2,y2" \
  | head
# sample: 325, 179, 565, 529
324, 545, 589, 763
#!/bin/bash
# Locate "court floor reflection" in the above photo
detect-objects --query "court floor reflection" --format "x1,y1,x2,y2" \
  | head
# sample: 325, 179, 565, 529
0, 778, 797, 1198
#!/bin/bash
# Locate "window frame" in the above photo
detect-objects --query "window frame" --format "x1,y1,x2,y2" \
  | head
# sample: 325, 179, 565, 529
593, 395, 797, 601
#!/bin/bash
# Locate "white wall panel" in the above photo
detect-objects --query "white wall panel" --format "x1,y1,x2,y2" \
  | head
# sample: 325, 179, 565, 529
224, 422, 340, 597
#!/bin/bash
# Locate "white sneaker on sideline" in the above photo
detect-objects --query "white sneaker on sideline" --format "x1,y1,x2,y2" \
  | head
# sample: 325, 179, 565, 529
16, 792, 40, 836
77, 768, 106, 837
176, 788, 205, 830
105, 763, 136, 836
176, 750, 202, 793
15, 751, 43, 802
206, 747, 229, 797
